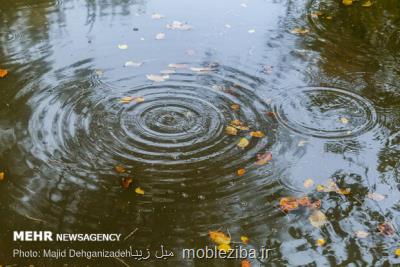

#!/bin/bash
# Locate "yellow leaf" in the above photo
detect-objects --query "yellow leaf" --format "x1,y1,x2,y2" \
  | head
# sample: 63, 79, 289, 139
342, 0, 353, 5
119, 96, 132, 103
0, 69, 8, 78
0, 172, 4, 181
209, 231, 231, 245
316, 184, 325, 192
326, 16, 333, 20
309, 210, 327, 228
250, 131, 265, 138
290, 28, 309, 35
355, 230, 369, 238
218, 243, 231, 252
337, 188, 351, 195
225, 126, 238, 136
134, 97, 145, 103
231, 104, 240, 111
303, 178, 314, 188
316, 238, 326, 246
240, 235, 249, 244
237, 138, 250, 149
362, 1, 372, 7
237, 168, 246, 176
395, 248, 400, 256
135, 187, 145, 195
115, 165, 126, 173
340, 117, 349, 124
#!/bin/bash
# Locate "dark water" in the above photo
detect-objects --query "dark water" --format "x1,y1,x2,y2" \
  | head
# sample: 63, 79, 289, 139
0, 0, 399, 266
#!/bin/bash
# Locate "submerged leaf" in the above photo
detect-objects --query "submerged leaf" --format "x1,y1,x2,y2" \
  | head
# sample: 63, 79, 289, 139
209, 231, 231, 245
362, 1, 373, 7
309, 210, 327, 228
0, 69, 8, 78
135, 187, 145, 195
0, 172, 4, 181
342, 0, 353, 5
280, 197, 299, 212
255, 152, 272, 165
395, 248, 400, 256
237, 138, 250, 149
121, 177, 133, 188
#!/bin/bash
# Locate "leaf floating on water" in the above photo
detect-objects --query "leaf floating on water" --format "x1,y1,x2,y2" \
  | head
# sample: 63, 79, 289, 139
342, 0, 353, 5
241, 260, 251, 267
255, 152, 272, 165
225, 126, 238, 136
124, 61, 142, 67
218, 244, 231, 252
250, 131, 264, 138
0, 69, 8, 78
316, 238, 326, 246
121, 178, 133, 189
316, 180, 350, 195
355, 230, 369, 238
309, 210, 328, 228
168, 63, 188, 69
340, 117, 349, 124
231, 104, 240, 111
166, 21, 192, 30
367, 192, 385, 201
146, 74, 169, 82
118, 44, 128, 50
151, 13, 164, 19
115, 165, 126, 173
209, 231, 231, 245
303, 178, 314, 188
135, 187, 145, 195
280, 197, 299, 213
134, 97, 145, 103
240, 235, 249, 244
230, 120, 249, 130
248, 29, 256, 34
362, 1, 373, 7
237, 168, 246, 176
190, 67, 212, 73
290, 28, 309, 35
120, 96, 133, 103
155, 32, 166, 40
0, 171, 5, 181
395, 248, 400, 256
237, 138, 250, 149
377, 222, 395, 236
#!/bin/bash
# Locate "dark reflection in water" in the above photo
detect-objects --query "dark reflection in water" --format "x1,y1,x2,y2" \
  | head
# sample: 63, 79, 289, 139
0, 0, 399, 266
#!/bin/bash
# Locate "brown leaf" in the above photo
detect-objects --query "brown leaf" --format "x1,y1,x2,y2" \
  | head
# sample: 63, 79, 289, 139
255, 152, 272, 165
121, 177, 133, 188
377, 222, 395, 236
280, 197, 299, 212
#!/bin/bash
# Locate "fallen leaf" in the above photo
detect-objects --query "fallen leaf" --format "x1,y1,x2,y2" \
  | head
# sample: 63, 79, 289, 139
115, 165, 126, 173
355, 230, 369, 238
303, 178, 314, 188
151, 13, 164, 19
135, 187, 145, 195
134, 97, 145, 103
267, 111, 276, 118
362, 1, 373, 7
121, 177, 133, 188
118, 44, 128, 50
240, 235, 249, 244
377, 222, 395, 236
280, 197, 299, 212
309, 210, 327, 228
120, 96, 133, 103
237, 168, 246, 176
316, 184, 325, 192
168, 63, 188, 69
395, 248, 400, 256
166, 21, 192, 30
248, 29, 256, 34
340, 117, 349, 124
218, 244, 231, 252
124, 61, 142, 67
237, 138, 250, 149
230, 120, 249, 130
95, 69, 104, 76
367, 192, 385, 201
250, 131, 265, 138
231, 104, 240, 111
290, 28, 309, 35
209, 231, 231, 245
161, 69, 176, 74
336, 188, 351, 195
225, 126, 238, 136
0, 69, 8, 78
0, 172, 4, 181
241, 260, 251, 267
316, 238, 326, 246
326, 16, 333, 20
255, 152, 272, 165
146, 74, 169, 82
342, 0, 353, 5
155, 32, 165, 40
297, 196, 311, 207
190, 67, 212, 73
311, 11, 323, 18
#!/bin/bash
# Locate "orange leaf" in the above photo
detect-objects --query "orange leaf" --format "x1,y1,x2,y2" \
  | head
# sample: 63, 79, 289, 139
279, 197, 299, 212
237, 168, 246, 176
0, 172, 4, 181
121, 177, 133, 188
241, 260, 251, 267
209, 231, 231, 245
231, 104, 240, 111
0, 69, 8, 78
297, 196, 311, 206
240, 235, 249, 244
115, 165, 126, 173
250, 131, 265, 138
255, 152, 272, 165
